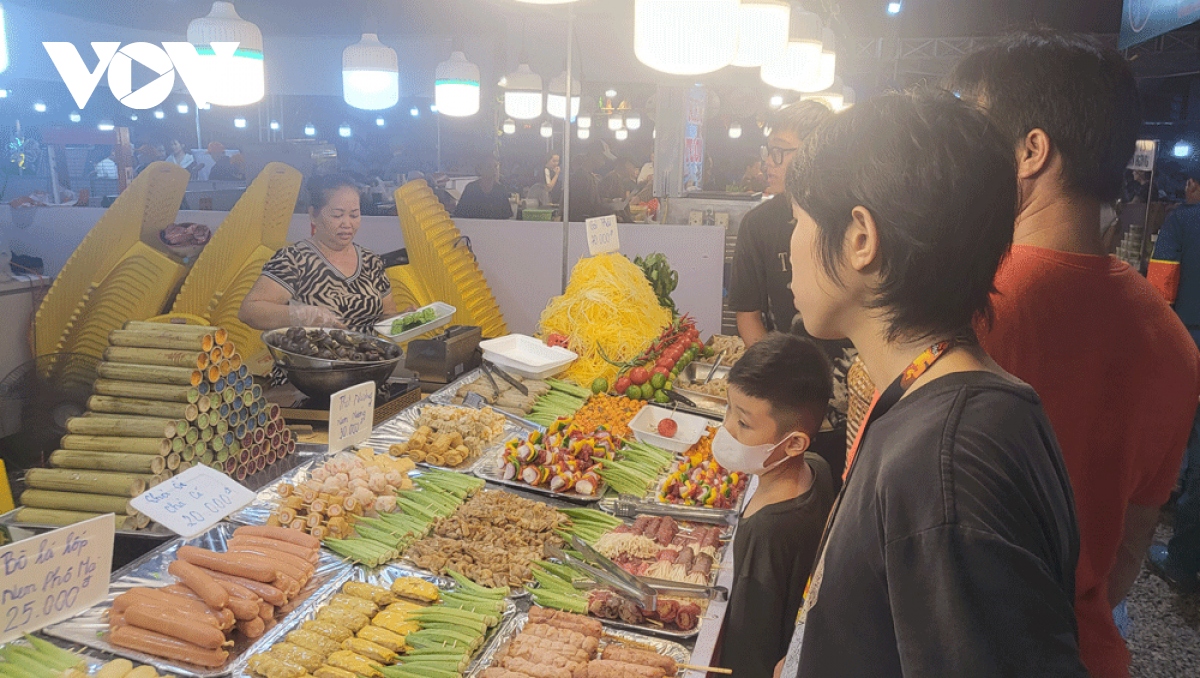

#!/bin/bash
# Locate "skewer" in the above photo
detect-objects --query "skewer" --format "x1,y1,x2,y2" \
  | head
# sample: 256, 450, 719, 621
681, 665, 732, 675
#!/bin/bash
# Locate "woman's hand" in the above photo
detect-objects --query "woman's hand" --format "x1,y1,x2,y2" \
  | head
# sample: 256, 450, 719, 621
287, 301, 345, 328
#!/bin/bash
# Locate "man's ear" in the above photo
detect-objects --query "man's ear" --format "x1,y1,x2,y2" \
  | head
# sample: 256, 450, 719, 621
1015, 129, 1052, 181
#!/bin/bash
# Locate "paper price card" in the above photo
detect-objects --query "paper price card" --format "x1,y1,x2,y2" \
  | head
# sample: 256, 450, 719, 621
586, 215, 620, 256
130, 465, 256, 539
0, 514, 114, 643
329, 381, 376, 453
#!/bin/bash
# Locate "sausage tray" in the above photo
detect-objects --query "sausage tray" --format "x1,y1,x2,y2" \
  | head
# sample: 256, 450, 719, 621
42, 522, 354, 678
466, 604, 693, 677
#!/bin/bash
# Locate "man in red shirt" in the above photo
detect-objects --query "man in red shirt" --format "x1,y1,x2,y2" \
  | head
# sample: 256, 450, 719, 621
949, 31, 1200, 678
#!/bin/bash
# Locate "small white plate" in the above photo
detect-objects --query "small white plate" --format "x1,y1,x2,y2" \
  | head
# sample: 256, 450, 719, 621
629, 404, 709, 453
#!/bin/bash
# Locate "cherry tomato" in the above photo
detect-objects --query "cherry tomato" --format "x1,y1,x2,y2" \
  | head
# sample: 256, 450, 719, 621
629, 366, 651, 386
615, 376, 632, 394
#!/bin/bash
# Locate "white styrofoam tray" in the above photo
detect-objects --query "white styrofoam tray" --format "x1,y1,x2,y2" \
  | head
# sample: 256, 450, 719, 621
375, 301, 456, 343
479, 334, 577, 379
629, 404, 710, 453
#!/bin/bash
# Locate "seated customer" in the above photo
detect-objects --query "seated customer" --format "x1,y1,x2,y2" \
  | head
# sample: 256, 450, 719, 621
716, 332, 835, 678
455, 158, 512, 220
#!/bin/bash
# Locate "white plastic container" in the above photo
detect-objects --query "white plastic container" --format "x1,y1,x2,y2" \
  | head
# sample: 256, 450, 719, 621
375, 301, 456, 343
629, 404, 709, 453
479, 334, 578, 379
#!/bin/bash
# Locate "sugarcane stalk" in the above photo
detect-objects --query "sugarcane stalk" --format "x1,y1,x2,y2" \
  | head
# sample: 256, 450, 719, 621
60, 434, 169, 456
96, 362, 196, 386
25, 468, 148, 497
66, 416, 178, 439
20, 489, 134, 515
93, 378, 198, 403
87, 395, 199, 422
49, 449, 166, 475
13, 507, 126, 530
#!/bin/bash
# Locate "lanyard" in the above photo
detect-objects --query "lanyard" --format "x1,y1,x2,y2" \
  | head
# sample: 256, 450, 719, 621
803, 339, 956, 601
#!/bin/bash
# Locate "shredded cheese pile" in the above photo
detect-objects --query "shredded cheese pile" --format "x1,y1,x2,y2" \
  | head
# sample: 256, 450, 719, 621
539, 253, 672, 387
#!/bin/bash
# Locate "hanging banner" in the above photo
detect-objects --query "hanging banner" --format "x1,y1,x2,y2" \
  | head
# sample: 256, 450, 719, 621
683, 86, 706, 191
1120, 1, 1200, 49
1128, 139, 1158, 171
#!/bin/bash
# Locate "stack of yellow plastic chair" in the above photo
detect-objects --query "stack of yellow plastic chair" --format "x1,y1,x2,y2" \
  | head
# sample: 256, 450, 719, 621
34, 162, 191, 360
393, 180, 507, 337
171, 162, 301, 375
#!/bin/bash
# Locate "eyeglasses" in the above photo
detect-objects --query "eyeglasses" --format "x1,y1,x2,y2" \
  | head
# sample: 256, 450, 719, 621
761, 145, 800, 165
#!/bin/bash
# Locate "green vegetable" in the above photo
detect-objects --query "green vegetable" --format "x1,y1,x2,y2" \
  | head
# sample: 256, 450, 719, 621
650, 373, 667, 390
634, 253, 680, 314
653, 389, 671, 404
390, 306, 438, 334
591, 377, 608, 395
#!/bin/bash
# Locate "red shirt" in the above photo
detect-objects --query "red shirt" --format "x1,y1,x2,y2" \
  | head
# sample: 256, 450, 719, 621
980, 245, 1200, 678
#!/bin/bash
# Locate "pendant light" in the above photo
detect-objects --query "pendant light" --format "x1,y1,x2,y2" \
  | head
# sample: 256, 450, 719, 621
578, 127, 590, 140
802, 77, 845, 110
502, 118, 517, 135
540, 121, 554, 138
608, 114, 624, 132
187, 1, 264, 106
502, 63, 543, 120
625, 112, 642, 130
732, 1, 790, 68
343, 33, 399, 110
577, 114, 592, 129
436, 51, 480, 117
547, 70, 580, 120
615, 128, 629, 141
804, 27, 837, 93
760, 10, 822, 91
634, 0, 739, 75
728, 122, 742, 139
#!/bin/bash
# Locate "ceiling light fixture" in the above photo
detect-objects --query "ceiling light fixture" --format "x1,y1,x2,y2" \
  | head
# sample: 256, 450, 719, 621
343, 33, 400, 110
435, 51, 480, 117
187, 1, 265, 106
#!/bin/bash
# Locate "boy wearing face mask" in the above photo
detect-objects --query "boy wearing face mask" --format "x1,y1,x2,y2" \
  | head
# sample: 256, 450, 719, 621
714, 333, 835, 678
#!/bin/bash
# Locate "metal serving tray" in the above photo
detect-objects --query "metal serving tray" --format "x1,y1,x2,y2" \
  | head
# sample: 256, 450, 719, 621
227, 562, 517, 677
365, 400, 530, 474
471, 442, 608, 505
467, 607, 694, 676
42, 522, 354, 678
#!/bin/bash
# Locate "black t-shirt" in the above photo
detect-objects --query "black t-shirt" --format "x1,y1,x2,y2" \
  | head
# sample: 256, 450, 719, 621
719, 454, 834, 678
454, 180, 512, 219
787, 372, 1085, 678
729, 195, 796, 332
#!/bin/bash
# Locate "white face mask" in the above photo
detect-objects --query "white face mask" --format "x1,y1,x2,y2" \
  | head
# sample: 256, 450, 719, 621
712, 426, 799, 475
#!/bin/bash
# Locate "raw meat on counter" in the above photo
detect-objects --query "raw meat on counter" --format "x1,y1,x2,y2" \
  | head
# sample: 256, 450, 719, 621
594, 516, 722, 585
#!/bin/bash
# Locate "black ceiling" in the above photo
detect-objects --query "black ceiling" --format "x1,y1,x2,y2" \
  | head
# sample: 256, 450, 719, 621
5, 0, 1130, 40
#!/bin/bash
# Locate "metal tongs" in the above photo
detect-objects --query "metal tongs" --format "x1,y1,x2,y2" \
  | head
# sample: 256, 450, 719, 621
546, 541, 658, 610
482, 360, 528, 396
703, 350, 727, 384
601, 494, 738, 526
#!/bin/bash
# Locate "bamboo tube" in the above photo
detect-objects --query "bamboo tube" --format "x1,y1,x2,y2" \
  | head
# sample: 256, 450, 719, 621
185, 428, 199, 445
223, 389, 237, 405
215, 420, 229, 436
132, 513, 151, 529
200, 428, 214, 443
93, 378, 197, 403
171, 437, 186, 453
104, 346, 209, 370
20, 489, 134, 515
197, 396, 212, 413
218, 359, 232, 377
151, 473, 170, 486
96, 362, 196, 386
229, 354, 243, 371
108, 330, 210, 352
166, 452, 181, 470
66, 416, 176, 439
123, 320, 220, 338
221, 341, 236, 359
13, 507, 125, 530
200, 451, 214, 465
211, 435, 225, 452
190, 369, 204, 387
209, 347, 222, 365
177, 461, 193, 473
251, 384, 263, 400
197, 381, 210, 396
61, 434, 169, 456
25, 468, 148, 497
195, 412, 210, 429
88, 395, 199, 422
206, 364, 222, 383
181, 446, 196, 463
49, 449, 166, 475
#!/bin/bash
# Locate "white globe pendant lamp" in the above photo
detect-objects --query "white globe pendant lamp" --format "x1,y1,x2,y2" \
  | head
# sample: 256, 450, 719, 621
802, 77, 845, 110
803, 27, 837, 93
760, 10, 822, 91
728, 122, 742, 139
435, 51, 481, 117
577, 114, 592, 129
502, 63, 543, 120
187, 1, 264, 106
547, 70, 580, 120
502, 118, 517, 135
615, 128, 629, 141
625, 112, 642, 130
634, 0, 739, 75
608, 114, 624, 132
732, 1, 791, 68
343, 33, 399, 110
540, 121, 554, 138
578, 127, 590, 139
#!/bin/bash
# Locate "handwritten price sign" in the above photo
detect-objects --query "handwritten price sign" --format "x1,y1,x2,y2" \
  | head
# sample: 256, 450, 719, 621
328, 381, 375, 453
0, 514, 113, 643
130, 465, 255, 538
586, 215, 620, 256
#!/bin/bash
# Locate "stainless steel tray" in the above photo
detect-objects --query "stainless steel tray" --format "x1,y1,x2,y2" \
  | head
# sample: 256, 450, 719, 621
227, 562, 517, 677
224, 458, 319, 527
42, 522, 354, 678
467, 608, 694, 676
366, 400, 529, 474
472, 441, 608, 504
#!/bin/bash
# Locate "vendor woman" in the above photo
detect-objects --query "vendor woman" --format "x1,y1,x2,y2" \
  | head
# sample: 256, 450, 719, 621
239, 174, 397, 333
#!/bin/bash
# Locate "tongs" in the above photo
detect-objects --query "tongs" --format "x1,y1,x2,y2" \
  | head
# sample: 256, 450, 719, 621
482, 360, 528, 395
601, 494, 738, 526
703, 350, 726, 384
546, 541, 657, 610
570, 535, 727, 603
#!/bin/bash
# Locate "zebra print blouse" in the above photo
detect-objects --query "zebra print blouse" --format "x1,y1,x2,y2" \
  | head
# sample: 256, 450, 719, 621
261, 239, 392, 333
